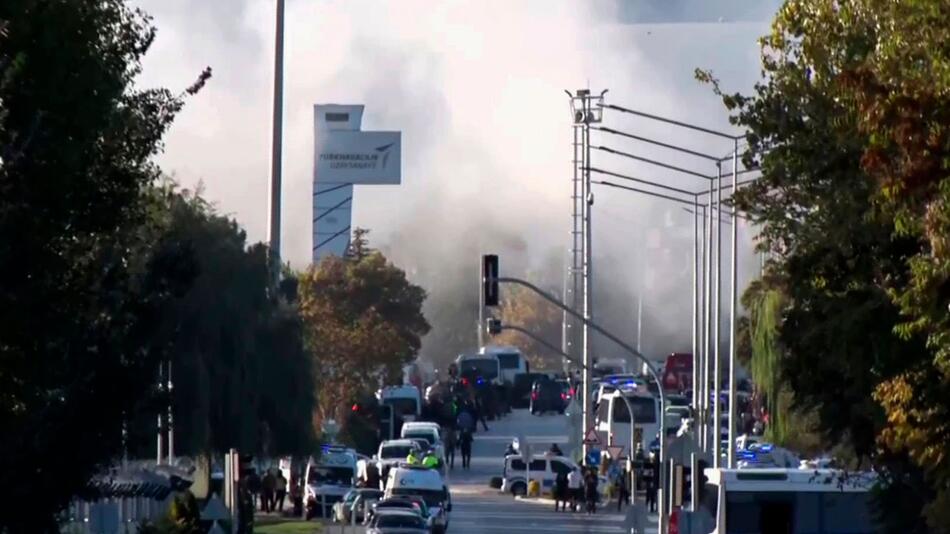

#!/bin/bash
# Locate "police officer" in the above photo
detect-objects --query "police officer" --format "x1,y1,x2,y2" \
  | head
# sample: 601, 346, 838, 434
421, 449, 439, 469
406, 449, 422, 465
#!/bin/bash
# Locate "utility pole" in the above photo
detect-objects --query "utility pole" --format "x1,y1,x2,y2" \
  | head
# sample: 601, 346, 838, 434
267, 0, 285, 283
568, 88, 605, 462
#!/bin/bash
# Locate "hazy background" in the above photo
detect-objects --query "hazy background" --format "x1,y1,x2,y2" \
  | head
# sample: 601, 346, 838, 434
133, 0, 781, 368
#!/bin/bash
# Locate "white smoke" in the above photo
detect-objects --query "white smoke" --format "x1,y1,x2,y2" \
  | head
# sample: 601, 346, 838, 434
134, 0, 771, 364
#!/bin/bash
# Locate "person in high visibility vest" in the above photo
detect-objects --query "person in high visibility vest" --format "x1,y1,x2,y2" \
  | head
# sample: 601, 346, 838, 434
421, 450, 439, 469
406, 449, 422, 465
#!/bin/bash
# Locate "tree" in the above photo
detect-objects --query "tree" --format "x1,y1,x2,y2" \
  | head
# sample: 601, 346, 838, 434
491, 285, 563, 370
140, 189, 314, 458
0, 2, 208, 530
702, 0, 948, 529
298, 229, 430, 436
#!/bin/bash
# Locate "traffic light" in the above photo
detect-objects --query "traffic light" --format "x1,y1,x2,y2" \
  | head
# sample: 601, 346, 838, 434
482, 254, 499, 306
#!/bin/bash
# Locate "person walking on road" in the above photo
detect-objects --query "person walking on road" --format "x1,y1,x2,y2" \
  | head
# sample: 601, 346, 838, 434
443, 427, 458, 469
275, 471, 288, 512
584, 468, 599, 515
261, 469, 276, 513
459, 429, 474, 469
554, 470, 569, 512
616, 468, 630, 511
646, 455, 659, 513
247, 470, 262, 512
567, 467, 583, 512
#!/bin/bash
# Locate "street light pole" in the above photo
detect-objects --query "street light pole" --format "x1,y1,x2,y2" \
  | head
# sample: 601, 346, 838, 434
713, 164, 723, 468
727, 141, 739, 468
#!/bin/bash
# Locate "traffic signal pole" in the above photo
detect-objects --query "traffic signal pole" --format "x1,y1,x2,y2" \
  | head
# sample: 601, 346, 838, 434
482, 261, 668, 529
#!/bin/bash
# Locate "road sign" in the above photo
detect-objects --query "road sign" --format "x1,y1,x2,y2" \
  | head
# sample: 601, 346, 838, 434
607, 445, 624, 461
584, 427, 600, 445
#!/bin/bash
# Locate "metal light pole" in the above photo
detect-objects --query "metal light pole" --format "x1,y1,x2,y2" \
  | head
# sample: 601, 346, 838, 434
267, 0, 285, 282
712, 164, 723, 468
703, 178, 713, 454
727, 141, 739, 468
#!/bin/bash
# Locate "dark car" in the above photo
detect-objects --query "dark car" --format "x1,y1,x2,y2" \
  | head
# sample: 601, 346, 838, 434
530, 379, 567, 415
511, 373, 550, 409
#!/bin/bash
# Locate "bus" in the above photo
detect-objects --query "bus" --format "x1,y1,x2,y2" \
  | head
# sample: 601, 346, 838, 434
680, 468, 878, 534
454, 353, 501, 386
663, 352, 693, 393
594, 387, 660, 459
479, 345, 527, 384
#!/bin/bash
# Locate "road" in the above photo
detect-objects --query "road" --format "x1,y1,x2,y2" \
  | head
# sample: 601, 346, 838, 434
443, 408, 658, 534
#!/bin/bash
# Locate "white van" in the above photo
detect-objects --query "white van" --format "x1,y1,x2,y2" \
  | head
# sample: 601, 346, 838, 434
681, 468, 878, 534
595, 388, 660, 459
384, 465, 452, 534
377, 385, 422, 422
500, 453, 608, 499
304, 446, 358, 519
480, 345, 528, 384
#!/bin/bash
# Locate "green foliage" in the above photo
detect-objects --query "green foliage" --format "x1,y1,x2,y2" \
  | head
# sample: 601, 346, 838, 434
299, 229, 430, 432
702, 0, 950, 529
493, 284, 563, 370
145, 189, 315, 457
0, 1, 207, 530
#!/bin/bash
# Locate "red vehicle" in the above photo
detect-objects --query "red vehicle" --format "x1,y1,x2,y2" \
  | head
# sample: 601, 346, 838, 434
662, 353, 693, 392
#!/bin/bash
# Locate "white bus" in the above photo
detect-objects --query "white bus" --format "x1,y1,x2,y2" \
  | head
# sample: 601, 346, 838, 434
479, 345, 528, 384
683, 468, 878, 534
595, 387, 660, 458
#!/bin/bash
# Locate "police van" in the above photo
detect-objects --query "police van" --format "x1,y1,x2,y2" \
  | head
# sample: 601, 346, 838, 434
384, 465, 452, 534
304, 445, 358, 519
500, 453, 608, 499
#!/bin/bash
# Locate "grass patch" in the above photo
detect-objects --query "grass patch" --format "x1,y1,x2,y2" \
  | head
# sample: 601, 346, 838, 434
254, 518, 322, 534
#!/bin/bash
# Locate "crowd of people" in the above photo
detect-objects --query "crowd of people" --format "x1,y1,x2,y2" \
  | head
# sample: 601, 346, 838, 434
245, 468, 289, 514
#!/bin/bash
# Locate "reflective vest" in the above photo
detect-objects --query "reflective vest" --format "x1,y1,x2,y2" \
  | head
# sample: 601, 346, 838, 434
406, 452, 421, 465
421, 454, 439, 469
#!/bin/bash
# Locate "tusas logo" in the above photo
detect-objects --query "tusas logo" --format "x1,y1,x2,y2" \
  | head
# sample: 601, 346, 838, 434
320, 141, 395, 171
375, 142, 395, 169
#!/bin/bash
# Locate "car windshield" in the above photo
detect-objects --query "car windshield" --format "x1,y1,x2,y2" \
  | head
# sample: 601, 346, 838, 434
458, 358, 498, 380
377, 500, 415, 510
391, 487, 447, 507
495, 352, 521, 369
383, 397, 418, 417
404, 431, 434, 445
308, 465, 353, 486
381, 445, 414, 459
612, 396, 657, 424
374, 514, 425, 529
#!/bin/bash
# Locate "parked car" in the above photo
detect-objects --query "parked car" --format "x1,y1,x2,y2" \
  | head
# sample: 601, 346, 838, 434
500, 453, 607, 499
332, 488, 383, 524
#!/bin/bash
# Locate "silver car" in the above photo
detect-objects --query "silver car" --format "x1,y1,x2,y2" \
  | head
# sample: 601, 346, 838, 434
366, 509, 429, 534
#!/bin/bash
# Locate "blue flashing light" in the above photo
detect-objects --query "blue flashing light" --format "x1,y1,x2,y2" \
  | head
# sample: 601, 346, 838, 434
759, 444, 774, 452
476, 377, 485, 386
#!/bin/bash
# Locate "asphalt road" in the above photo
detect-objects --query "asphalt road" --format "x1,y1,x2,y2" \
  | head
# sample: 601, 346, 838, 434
443, 408, 658, 534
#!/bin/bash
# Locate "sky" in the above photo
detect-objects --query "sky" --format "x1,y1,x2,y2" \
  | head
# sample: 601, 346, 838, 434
133, 0, 781, 365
